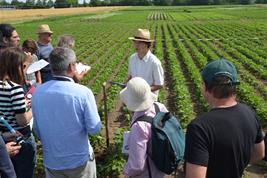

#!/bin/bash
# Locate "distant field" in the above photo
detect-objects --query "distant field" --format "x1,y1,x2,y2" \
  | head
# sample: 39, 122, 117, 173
0, 6, 127, 23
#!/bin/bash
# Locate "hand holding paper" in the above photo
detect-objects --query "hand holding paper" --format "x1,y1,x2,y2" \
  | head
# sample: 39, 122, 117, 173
76, 62, 91, 75
26, 59, 49, 74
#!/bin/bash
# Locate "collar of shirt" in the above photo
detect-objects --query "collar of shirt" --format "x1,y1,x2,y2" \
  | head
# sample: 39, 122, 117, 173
131, 104, 156, 124
53, 75, 74, 83
37, 42, 52, 47
138, 50, 151, 63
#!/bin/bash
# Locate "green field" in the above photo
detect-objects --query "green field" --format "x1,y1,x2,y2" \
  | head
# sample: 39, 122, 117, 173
13, 5, 267, 177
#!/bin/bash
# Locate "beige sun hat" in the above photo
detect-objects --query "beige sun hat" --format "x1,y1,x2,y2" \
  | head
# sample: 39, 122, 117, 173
37, 24, 53, 34
128, 28, 154, 42
120, 77, 157, 112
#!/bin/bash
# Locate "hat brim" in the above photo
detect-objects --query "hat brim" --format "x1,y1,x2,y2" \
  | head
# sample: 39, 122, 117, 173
37, 31, 53, 34
128, 37, 154, 42
120, 87, 157, 112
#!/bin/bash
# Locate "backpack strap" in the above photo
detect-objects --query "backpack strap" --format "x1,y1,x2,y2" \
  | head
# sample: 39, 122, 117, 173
153, 103, 160, 113
130, 103, 160, 128
130, 115, 153, 128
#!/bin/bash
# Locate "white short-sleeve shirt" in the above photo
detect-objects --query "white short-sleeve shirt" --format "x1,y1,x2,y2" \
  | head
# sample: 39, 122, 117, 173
128, 51, 164, 95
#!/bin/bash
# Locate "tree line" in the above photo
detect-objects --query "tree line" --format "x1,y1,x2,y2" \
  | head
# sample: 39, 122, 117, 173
0, 0, 266, 9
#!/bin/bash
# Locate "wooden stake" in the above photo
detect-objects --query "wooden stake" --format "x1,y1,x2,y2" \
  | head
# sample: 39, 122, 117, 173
102, 82, 109, 148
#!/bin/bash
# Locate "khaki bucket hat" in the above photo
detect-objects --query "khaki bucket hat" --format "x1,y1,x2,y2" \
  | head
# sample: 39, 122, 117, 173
37, 24, 53, 34
129, 28, 154, 42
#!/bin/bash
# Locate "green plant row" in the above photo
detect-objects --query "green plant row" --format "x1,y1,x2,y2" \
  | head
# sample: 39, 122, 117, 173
192, 24, 267, 100
182, 24, 267, 123
201, 26, 267, 70
168, 23, 208, 113
162, 24, 195, 128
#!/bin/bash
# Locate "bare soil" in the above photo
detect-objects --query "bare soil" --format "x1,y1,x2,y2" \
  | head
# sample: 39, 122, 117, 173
0, 6, 127, 23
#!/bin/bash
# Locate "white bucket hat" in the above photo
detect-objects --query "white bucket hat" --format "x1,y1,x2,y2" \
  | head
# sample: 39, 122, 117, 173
120, 77, 157, 112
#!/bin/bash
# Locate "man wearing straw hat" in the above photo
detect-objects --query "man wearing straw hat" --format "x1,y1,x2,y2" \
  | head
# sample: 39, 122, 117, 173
127, 29, 164, 96
36, 24, 54, 83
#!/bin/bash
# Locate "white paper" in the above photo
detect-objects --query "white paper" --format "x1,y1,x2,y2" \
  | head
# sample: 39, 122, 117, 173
76, 62, 91, 74
26, 59, 49, 74
122, 131, 130, 155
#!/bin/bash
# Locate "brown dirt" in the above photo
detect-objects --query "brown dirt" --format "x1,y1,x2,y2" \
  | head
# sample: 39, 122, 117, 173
0, 6, 128, 23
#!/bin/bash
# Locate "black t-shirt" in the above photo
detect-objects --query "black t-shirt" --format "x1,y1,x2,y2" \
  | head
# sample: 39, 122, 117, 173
185, 103, 263, 178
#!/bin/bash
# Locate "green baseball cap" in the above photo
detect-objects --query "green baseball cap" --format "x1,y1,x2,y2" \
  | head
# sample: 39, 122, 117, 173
201, 58, 239, 86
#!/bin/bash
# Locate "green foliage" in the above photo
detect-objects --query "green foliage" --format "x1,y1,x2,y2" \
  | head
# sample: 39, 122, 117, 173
97, 129, 127, 177
54, 0, 70, 8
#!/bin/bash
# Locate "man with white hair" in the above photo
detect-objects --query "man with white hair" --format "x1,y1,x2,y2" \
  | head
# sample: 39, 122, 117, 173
36, 24, 54, 83
32, 47, 102, 178
127, 29, 164, 96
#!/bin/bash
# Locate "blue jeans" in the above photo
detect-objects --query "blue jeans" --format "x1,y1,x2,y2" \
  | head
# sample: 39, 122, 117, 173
11, 134, 36, 178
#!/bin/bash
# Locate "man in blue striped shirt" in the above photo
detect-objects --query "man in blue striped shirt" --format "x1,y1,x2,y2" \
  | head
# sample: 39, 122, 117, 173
32, 47, 102, 178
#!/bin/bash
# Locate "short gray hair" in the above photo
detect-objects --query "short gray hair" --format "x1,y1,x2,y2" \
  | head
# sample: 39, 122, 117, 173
49, 47, 76, 75
57, 35, 75, 49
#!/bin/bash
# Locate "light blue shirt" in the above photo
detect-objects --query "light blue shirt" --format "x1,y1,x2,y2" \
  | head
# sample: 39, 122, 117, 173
32, 76, 102, 170
37, 42, 53, 72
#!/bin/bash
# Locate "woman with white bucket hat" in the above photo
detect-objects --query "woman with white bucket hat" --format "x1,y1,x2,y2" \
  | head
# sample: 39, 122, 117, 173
120, 77, 167, 178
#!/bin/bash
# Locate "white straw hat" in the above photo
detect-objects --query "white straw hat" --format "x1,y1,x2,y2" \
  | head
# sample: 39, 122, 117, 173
120, 77, 157, 112
128, 28, 154, 42
37, 24, 53, 34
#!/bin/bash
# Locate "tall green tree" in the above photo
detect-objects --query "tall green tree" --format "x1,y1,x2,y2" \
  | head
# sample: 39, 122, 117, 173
190, 0, 213, 4
68, 0, 78, 7
54, 0, 70, 8
46, 0, 54, 7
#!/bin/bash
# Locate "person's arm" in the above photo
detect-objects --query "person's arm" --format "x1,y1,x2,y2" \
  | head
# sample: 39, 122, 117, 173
152, 61, 164, 92
73, 70, 89, 83
250, 140, 265, 164
184, 123, 209, 178
250, 115, 265, 163
11, 86, 32, 126
124, 122, 150, 177
83, 89, 102, 135
151, 85, 162, 92
35, 71, 42, 84
125, 75, 132, 84
186, 162, 207, 178
0, 137, 17, 178
15, 99, 32, 126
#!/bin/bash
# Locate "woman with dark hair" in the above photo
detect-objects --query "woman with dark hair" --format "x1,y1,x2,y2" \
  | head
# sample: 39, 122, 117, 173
0, 24, 20, 49
0, 47, 36, 178
22, 39, 42, 84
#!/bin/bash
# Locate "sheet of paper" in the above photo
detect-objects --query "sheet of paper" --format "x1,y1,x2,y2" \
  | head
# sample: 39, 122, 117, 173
26, 59, 49, 74
76, 62, 91, 74
122, 131, 130, 155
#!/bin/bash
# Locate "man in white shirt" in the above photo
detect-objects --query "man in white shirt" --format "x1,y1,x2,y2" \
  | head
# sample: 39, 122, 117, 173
127, 29, 164, 96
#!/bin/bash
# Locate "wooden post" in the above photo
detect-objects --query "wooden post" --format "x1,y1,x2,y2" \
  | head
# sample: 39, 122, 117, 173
102, 82, 109, 148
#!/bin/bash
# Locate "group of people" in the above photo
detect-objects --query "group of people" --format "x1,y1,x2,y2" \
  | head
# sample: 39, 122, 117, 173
0, 22, 265, 178
0, 23, 98, 178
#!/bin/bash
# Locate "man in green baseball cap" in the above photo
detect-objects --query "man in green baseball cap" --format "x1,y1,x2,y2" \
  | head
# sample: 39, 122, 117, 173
184, 58, 265, 178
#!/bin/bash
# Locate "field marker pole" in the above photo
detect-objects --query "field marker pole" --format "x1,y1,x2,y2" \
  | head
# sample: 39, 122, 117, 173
102, 82, 109, 148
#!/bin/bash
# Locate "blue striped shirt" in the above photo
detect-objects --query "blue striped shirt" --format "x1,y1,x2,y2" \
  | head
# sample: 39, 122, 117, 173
32, 76, 102, 170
